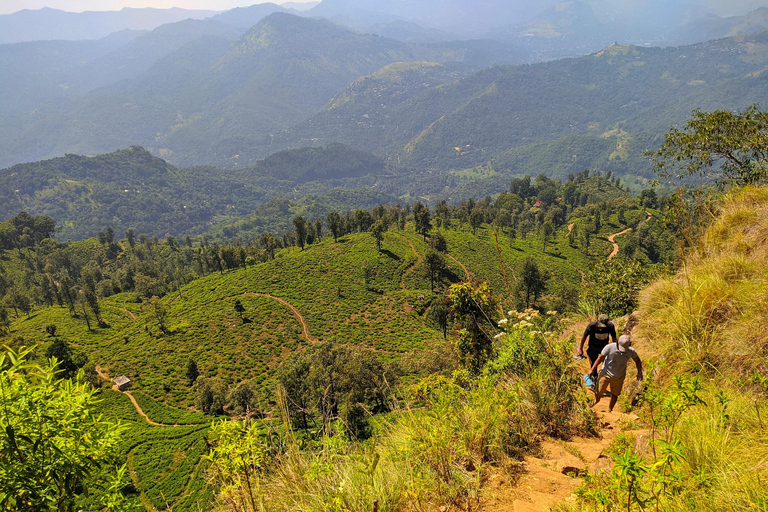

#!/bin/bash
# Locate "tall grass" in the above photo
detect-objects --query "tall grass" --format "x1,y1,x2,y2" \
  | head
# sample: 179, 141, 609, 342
637, 186, 768, 377
206, 311, 596, 512
561, 185, 768, 512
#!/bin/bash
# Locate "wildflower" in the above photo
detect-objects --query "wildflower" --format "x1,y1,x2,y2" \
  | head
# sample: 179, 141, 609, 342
547, 310, 558, 316
498, 318, 508, 326
494, 332, 505, 339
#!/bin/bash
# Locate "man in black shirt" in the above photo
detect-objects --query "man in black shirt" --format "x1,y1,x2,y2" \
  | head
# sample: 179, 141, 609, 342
577, 314, 617, 367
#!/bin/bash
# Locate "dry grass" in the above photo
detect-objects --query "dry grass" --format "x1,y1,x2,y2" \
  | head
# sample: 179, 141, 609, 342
636, 186, 768, 377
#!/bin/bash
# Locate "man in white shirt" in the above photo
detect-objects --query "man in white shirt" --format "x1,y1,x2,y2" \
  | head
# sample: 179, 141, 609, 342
589, 334, 643, 412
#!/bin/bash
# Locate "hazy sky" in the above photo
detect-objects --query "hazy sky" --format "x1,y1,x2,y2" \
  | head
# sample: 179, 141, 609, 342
0, 0, 765, 16
0, 0, 315, 15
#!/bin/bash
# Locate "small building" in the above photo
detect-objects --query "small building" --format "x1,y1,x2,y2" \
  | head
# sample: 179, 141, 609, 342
114, 376, 131, 391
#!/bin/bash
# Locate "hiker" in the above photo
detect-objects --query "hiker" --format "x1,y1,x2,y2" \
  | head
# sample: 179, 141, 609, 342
577, 313, 617, 367
589, 334, 644, 412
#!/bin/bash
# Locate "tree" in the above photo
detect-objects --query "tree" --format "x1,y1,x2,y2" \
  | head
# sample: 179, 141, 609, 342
424, 249, 446, 292
517, 257, 547, 308
145, 296, 169, 334
275, 352, 314, 431
412, 202, 431, 239
435, 200, 450, 228
186, 358, 199, 385
650, 105, 768, 187
469, 209, 484, 235
370, 219, 386, 251
0, 347, 125, 511
195, 378, 228, 415
326, 212, 342, 242
234, 299, 246, 321
540, 221, 555, 253
430, 232, 447, 253
429, 298, 450, 339
228, 382, 255, 416
293, 216, 307, 249
447, 281, 498, 373
582, 259, 655, 318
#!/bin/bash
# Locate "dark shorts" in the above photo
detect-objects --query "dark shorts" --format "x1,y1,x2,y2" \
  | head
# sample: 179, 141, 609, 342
587, 347, 605, 365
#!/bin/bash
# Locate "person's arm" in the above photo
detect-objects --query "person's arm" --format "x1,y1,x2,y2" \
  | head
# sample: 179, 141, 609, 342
578, 324, 592, 356
577, 332, 587, 356
589, 354, 604, 376
635, 357, 644, 381
610, 324, 618, 344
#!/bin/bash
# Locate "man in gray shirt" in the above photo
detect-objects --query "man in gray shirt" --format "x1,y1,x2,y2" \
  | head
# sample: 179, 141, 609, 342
589, 334, 644, 412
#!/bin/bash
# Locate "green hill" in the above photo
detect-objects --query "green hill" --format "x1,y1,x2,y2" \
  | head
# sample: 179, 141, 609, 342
275, 31, 768, 177
0, 144, 388, 240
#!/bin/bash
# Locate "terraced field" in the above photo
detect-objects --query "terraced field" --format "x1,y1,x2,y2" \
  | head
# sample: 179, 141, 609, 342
94, 390, 214, 512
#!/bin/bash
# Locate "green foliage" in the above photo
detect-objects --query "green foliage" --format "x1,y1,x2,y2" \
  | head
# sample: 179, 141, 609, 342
448, 281, 498, 372
94, 389, 213, 511
651, 105, 768, 187
581, 258, 658, 318
0, 347, 125, 511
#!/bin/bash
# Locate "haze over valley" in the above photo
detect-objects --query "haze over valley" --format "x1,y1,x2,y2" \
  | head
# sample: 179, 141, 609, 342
2, 2, 768, 512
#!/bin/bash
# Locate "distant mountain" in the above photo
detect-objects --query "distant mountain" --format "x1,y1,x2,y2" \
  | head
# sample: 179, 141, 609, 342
0, 12, 524, 169
0, 20, 243, 115
208, 3, 297, 29
309, 0, 559, 35
270, 31, 768, 179
0, 7, 219, 44
0, 143, 386, 240
281, 1, 320, 11
308, 0, 768, 56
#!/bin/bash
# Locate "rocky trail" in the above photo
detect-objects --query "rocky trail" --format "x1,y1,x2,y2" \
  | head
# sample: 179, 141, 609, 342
480, 400, 640, 511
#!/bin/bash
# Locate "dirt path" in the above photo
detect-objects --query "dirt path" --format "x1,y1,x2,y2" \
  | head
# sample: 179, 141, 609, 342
95, 366, 174, 427
480, 396, 640, 512
607, 227, 632, 260
120, 307, 137, 320
447, 254, 472, 281
398, 234, 423, 289
240, 292, 319, 344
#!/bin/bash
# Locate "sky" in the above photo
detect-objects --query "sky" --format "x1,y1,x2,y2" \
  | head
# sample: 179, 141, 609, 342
0, 0, 316, 15
0, 0, 765, 16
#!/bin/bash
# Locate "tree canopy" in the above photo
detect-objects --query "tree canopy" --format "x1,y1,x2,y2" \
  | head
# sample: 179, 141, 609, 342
651, 105, 768, 187
0, 347, 125, 511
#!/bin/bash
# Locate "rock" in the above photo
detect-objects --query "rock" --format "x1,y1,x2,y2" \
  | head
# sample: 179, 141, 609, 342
594, 454, 613, 473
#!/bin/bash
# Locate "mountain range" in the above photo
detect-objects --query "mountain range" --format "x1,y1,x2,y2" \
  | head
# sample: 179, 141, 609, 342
4, 10, 768, 176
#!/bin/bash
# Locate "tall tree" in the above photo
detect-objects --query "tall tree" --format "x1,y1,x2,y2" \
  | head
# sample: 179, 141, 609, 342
293, 216, 307, 250
424, 249, 446, 292
370, 220, 386, 251
517, 257, 547, 307
413, 202, 431, 239
326, 212, 342, 242
186, 358, 199, 385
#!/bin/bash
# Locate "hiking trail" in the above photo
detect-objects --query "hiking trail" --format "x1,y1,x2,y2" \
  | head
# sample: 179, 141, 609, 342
607, 212, 652, 261
607, 228, 632, 260
448, 253, 472, 281
240, 292, 319, 344
95, 366, 174, 427
398, 234, 423, 289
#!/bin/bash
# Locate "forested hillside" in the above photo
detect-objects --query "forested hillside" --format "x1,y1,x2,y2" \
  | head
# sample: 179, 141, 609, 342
0, 144, 390, 240
1, 171, 671, 509
277, 32, 768, 175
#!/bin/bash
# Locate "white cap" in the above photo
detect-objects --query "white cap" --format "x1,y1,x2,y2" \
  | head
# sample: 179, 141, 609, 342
617, 334, 631, 353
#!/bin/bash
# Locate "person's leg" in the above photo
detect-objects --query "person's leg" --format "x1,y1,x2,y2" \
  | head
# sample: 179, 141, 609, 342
607, 378, 625, 412
594, 373, 610, 406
